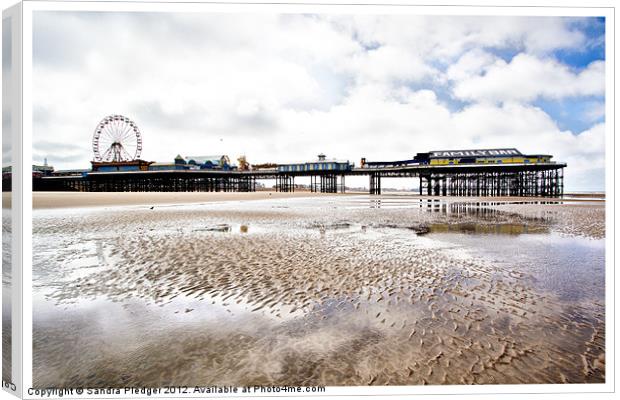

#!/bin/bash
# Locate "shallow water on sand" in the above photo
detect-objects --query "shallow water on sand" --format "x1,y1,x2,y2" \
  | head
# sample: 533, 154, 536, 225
32, 195, 605, 387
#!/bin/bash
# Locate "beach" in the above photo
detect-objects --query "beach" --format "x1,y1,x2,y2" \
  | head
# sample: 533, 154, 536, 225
31, 192, 605, 387
32, 191, 331, 209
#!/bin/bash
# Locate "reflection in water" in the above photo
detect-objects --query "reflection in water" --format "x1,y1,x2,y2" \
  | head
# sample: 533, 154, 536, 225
367, 198, 562, 210
428, 222, 548, 235
32, 196, 605, 387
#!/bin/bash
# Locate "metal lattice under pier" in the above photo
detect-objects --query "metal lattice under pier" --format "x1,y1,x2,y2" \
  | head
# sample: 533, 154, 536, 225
308, 174, 346, 193
417, 168, 564, 197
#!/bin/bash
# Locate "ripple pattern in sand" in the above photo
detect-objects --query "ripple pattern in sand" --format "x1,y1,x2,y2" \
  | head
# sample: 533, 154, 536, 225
32, 197, 605, 387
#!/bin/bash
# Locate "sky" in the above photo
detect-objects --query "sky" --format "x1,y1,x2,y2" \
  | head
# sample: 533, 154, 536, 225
32, 12, 606, 191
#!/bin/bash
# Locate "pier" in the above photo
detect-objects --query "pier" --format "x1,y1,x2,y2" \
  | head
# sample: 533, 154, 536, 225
23, 117, 567, 198
33, 161, 565, 197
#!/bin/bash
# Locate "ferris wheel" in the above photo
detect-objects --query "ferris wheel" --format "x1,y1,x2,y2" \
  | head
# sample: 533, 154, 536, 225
92, 114, 142, 162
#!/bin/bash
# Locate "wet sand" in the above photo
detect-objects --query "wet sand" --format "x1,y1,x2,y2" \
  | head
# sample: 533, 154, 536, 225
32, 191, 335, 209
32, 194, 605, 387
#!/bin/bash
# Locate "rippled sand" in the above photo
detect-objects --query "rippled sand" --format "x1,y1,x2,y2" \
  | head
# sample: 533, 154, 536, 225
32, 195, 605, 387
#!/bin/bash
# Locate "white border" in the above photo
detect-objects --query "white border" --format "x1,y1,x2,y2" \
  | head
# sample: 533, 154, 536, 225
15, 1, 617, 399
19, 0, 618, 16
604, 1, 616, 398
2, 2, 23, 397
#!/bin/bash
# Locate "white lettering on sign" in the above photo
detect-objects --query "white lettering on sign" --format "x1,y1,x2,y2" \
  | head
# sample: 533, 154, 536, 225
430, 149, 521, 158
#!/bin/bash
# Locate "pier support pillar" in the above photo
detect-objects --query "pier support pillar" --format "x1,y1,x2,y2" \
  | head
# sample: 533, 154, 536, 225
276, 175, 294, 192
369, 173, 381, 195
319, 174, 339, 193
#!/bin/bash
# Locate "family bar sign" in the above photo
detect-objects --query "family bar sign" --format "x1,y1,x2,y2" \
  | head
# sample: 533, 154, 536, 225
429, 148, 523, 158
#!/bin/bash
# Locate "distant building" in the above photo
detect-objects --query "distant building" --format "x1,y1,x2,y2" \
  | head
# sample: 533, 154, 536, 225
149, 162, 189, 171
278, 154, 352, 173
32, 163, 54, 176
416, 148, 553, 165
91, 160, 153, 172
174, 154, 186, 165
184, 155, 232, 170
52, 169, 89, 177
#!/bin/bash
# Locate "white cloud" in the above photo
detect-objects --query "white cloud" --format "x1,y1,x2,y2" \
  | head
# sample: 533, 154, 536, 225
351, 45, 438, 84
339, 15, 585, 60
445, 49, 498, 82
452, 54, 605, 103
